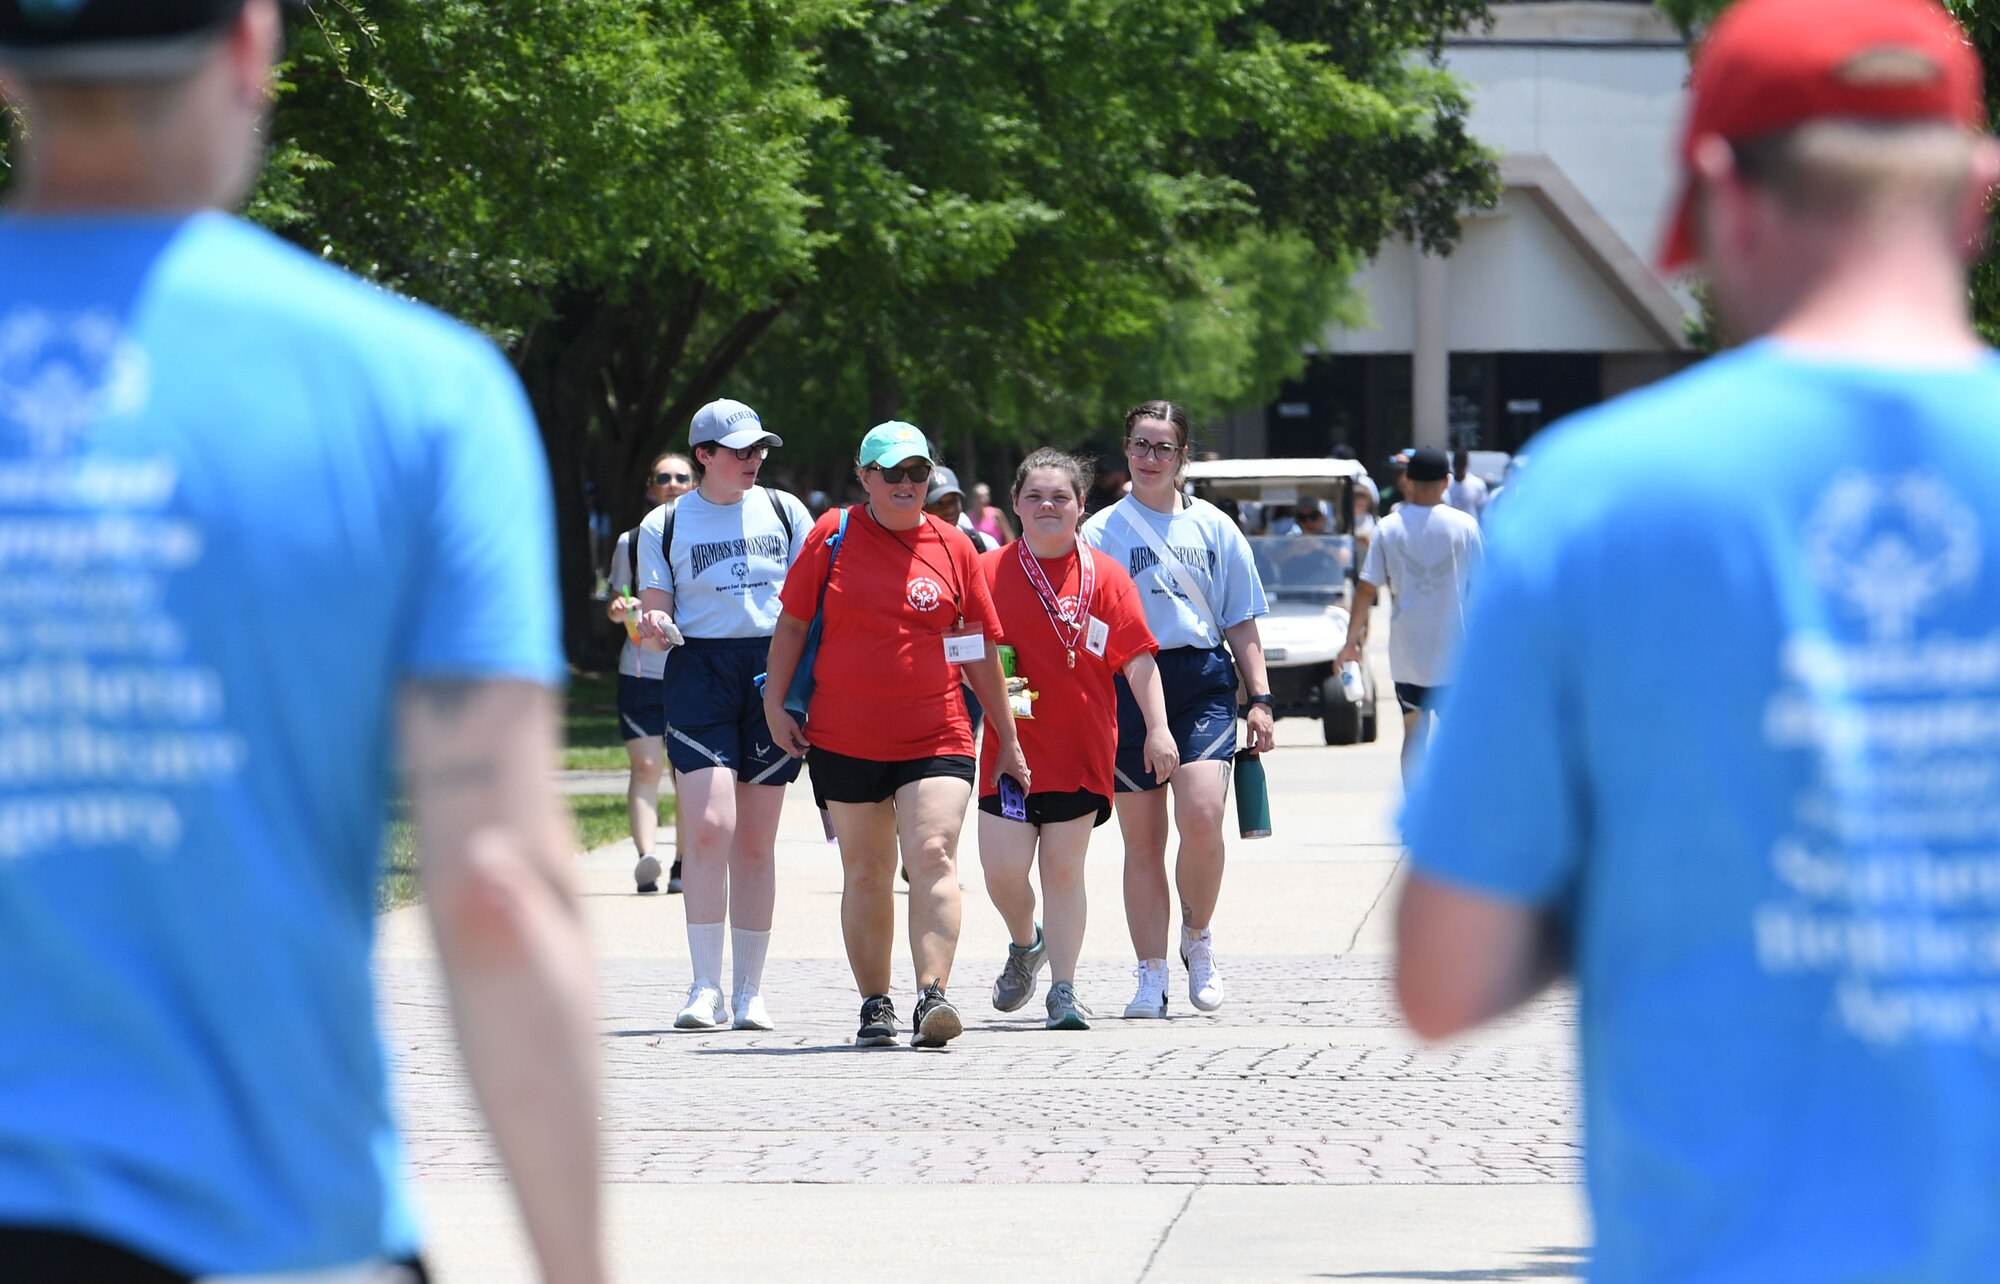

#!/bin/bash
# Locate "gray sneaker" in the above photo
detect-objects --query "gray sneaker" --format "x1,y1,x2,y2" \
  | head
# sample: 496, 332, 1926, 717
991, 925, 1047, 1012
1045, 980, 1091, 1031
633, 853, 662, 894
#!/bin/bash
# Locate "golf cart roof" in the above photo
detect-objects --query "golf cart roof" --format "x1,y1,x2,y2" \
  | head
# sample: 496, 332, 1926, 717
1185, 457, 1369, 501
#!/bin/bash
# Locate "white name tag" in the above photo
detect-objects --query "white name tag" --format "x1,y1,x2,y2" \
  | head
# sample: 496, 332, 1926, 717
1084, 615, 1109, 657
943, 628, 987, 664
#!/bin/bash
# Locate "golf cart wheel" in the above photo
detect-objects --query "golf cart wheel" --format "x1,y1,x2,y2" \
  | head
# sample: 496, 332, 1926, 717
1320, 675, 1361, 745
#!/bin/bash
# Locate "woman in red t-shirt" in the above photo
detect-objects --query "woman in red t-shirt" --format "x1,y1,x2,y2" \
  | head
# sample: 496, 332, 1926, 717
976, 449, 1178, 1031
763, 421, 1029, 1051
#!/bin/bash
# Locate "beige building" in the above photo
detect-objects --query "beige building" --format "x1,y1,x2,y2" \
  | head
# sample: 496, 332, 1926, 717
1219, 2, 1698, 472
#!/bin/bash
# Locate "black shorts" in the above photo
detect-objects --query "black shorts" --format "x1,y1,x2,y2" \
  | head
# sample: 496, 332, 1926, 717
977, 788, 1111, 828
808, 747, 975, 807
1395, 682, 1445, 714
0, 1228, 429, 1283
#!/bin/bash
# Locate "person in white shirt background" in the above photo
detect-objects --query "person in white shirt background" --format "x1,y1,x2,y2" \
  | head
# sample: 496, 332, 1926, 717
608, 452, 693, 894
1338, 447, 1483, 783
1444, 448, 1489, 518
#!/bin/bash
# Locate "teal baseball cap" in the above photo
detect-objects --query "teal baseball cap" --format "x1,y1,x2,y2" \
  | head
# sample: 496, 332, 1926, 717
856, 421, 934, 469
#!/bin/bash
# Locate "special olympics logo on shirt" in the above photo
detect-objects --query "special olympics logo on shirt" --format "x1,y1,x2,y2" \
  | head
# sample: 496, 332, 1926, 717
1803, 471, 1980, 641
907, 576, 944, 613
1056, 594, 1080, 622
0, 308, 150, 455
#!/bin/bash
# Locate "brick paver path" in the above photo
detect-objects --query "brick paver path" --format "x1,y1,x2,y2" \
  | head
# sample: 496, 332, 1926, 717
384, 956, 1579, 1187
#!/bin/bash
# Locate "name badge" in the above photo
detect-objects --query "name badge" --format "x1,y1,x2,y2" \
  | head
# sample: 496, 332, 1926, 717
1084, 615, 1109, 657
943, 626, 986, 664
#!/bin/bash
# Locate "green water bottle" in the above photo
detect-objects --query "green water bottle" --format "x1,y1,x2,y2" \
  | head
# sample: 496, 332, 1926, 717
1233, 751, 1271, 840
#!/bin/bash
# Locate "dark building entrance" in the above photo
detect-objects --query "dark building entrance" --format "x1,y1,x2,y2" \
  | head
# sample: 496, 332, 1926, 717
1265, 351, 1607, 479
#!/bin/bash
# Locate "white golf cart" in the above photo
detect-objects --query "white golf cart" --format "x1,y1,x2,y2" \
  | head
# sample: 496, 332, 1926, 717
1184, 458, 1379, 745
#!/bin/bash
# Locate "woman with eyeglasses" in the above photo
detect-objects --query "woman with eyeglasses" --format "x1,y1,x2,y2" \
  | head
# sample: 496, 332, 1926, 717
1081, 400, 1274, 1020
976, 449, 1177, 1030
763, 422, 1028, 1049
608, 451, 694, 894
636, 400, 813, 1032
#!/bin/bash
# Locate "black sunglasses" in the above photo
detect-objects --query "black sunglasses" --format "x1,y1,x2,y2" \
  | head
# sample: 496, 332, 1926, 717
654, 471, 691, 485
867, 462, 934, 485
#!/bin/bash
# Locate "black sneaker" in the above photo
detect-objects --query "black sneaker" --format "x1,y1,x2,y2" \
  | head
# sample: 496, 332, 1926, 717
911, 981, 963, 1049
666, 858, 684, 894
855, 994, 898, 1047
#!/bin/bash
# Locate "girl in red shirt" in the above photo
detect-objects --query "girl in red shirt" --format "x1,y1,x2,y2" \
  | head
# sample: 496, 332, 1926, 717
764, 422, 1029, 1050
977, 449, 1177, 1030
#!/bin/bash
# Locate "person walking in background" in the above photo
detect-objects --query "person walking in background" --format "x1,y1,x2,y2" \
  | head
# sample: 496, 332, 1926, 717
1443, 448, 1489, 518
1083, 401, 1274, 1020
1338, 447, 1482, 784
1086, 451, 1131, 515
1397, 1, 2000, 1278
969, 480, 1015, 545
978, 449, 1177, 1031
637, 401, 811, 1033
763, 422, 1029, 1049
609, 450, 693, 894
0, 3, 602, 1278
927, 464, 1000, 552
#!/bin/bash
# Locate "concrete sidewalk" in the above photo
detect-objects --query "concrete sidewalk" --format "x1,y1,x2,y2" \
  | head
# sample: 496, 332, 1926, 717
377, 645, 1586, 1281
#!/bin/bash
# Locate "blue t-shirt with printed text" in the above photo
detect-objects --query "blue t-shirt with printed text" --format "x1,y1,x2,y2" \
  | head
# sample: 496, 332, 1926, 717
0, 214, 563, 1271
1081, 494, 1266, 649
1403, 341, 2000, 1282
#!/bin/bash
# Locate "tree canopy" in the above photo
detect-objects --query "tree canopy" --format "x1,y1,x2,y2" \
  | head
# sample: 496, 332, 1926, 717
5, 1, 1502, 657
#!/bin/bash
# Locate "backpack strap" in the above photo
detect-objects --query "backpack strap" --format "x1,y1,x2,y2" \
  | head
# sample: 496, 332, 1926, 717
762, 486, 795, 549
657, 500, 678, 594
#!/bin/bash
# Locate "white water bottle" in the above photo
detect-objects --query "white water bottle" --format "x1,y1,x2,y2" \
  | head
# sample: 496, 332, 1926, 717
1338, 660, 1365, 704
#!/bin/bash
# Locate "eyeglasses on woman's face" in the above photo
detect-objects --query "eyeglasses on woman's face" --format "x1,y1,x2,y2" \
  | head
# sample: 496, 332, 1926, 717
719, 444, 769, 462
866, 461, 934, 485
653, 470, 691, 486
1125, 436, 1183, 462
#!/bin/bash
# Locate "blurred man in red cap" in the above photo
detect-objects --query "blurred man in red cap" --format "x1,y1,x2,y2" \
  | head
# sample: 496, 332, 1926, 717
1397, 0, 2000, 1277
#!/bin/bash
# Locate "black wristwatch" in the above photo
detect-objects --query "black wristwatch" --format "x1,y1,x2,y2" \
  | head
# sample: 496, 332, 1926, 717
1245, 694, 1274, 708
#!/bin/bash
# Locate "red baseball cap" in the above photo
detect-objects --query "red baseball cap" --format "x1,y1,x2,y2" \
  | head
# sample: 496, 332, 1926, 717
1657, 0, 1984, 275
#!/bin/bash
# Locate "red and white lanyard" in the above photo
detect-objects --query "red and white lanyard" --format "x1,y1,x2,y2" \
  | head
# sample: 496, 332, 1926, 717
1018, 539, 1095, 669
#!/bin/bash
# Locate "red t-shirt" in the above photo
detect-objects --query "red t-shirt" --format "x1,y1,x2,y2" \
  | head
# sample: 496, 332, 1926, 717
978, 542, 1156, 800
779, 505, 999, 761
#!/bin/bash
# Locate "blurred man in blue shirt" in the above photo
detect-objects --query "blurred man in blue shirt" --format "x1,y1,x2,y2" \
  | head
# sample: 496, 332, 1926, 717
1397, 1, 2000, 1279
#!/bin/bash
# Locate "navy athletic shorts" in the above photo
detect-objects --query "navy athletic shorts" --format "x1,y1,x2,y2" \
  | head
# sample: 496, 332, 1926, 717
661, 637, 803, 785
616, 672, 667, 741
1112, 644, 1237, 793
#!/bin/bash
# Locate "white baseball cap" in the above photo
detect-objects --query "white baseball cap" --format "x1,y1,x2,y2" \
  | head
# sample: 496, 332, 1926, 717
689, 398, 783, 451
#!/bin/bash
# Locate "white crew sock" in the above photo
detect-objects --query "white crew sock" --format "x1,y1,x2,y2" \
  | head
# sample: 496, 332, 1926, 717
686, 921, 726, 990
732, 927, 772, 999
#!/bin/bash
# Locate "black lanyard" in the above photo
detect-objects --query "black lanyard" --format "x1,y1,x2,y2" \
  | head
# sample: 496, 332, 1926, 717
868, 507, 966, 625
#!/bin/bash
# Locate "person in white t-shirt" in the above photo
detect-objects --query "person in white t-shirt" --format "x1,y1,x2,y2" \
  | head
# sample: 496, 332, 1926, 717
1338, 447, 1482, 783
1444, 449, 1489, 518
636, 401, 812, 1032
608, 451, 692, 894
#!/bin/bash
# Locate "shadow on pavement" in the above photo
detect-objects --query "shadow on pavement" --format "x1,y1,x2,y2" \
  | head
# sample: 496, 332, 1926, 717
1316, 1245, 1587, 1281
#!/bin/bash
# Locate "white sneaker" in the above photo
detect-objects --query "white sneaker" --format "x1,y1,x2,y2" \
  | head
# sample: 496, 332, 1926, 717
1123, 959, 1169, 1019
674, 984, 727, 1030
732, 989, 773, 1031
1181, 928, 1226, 1012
